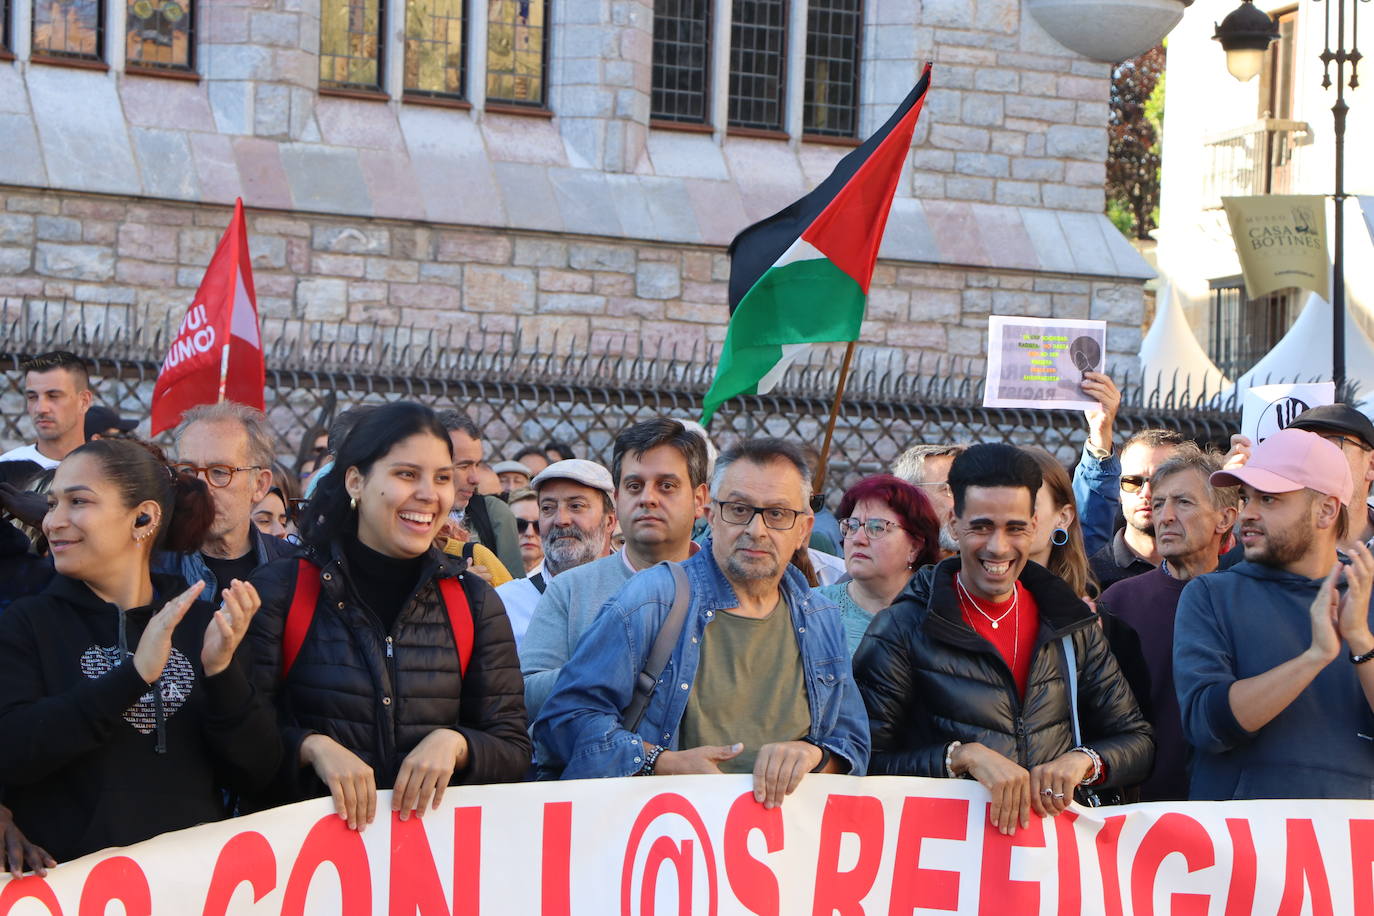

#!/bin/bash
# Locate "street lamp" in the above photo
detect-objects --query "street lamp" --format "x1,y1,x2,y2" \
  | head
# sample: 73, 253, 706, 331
1214, 0, 1366, 395
1212, 0, 1279, 80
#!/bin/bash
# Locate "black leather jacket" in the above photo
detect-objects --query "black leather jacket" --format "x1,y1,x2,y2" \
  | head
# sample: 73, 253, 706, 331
854, 557, 1154, 785
246, 539, 531, 806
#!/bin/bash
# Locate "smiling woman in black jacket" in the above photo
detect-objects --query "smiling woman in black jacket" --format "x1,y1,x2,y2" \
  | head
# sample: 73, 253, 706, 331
247, 402, 530, 831
0, 439, 279, 863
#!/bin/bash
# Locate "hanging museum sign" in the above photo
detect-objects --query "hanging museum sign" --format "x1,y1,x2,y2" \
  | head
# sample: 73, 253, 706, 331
1223, 195, 1330, 302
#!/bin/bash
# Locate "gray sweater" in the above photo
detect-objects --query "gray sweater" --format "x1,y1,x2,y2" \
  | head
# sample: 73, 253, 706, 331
1174, 560, 1374, 800
520, 553, 635, 721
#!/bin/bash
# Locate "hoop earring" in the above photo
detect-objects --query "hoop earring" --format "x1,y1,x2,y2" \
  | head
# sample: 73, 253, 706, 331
1051, 527, 1069, 547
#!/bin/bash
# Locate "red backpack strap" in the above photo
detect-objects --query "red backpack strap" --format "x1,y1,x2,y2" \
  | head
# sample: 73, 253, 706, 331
281, 558, 322, 680
438, 576, 475, 676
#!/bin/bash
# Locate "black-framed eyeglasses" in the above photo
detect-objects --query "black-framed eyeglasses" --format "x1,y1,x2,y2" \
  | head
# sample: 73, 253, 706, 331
713, 500, 805, 530
1120, 475, 1149, 494
172, 463, 261, 489
1320, 433, 1374, 453
839, 517, 908, 540
515, 518, 538, 534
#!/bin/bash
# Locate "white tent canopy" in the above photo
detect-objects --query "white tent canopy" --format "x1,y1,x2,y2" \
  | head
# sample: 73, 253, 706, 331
1227, 292, 1374, 399
1137, 280, 1227, 399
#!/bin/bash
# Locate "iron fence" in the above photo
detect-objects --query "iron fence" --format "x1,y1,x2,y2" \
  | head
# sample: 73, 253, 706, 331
0, 299, 1242, 497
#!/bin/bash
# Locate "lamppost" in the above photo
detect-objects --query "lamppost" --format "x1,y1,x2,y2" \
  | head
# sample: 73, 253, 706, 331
1214, 0, 1366, 395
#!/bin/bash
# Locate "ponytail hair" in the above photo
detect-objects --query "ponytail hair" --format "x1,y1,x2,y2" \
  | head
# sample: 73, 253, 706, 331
70, 439, 215, 553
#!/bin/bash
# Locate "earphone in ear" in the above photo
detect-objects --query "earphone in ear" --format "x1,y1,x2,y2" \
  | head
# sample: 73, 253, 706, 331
135, 513, 151, 527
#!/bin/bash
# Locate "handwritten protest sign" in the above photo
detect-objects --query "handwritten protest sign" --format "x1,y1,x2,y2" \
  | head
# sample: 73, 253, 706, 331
983, 316, 1107, 411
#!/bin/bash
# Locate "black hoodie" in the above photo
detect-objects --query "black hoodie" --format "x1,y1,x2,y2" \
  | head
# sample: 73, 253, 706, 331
0, 573, 282, 862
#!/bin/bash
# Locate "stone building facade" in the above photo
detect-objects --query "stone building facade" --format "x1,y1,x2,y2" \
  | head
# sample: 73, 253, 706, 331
0, 0, 1151, 375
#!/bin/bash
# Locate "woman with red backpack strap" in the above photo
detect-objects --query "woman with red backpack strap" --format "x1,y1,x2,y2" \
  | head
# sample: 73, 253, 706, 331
245, 402, 530, 830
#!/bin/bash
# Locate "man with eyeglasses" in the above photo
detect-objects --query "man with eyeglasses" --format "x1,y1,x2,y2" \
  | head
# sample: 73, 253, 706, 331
892, 443, 966, 559
1087, 428, 1186, 591
522, 419, 708, 725
158, 402, 296, 601
535, 439, 868, 805
1288, 404, 1374, 552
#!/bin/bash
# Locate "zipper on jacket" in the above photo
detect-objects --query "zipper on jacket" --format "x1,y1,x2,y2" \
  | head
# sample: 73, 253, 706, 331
386, 635, 393, 658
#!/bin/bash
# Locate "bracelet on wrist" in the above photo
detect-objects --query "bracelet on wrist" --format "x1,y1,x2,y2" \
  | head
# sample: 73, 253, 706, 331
637, 743, 663, 776
945, 741, 963, 778
1072, 745, 1103, 785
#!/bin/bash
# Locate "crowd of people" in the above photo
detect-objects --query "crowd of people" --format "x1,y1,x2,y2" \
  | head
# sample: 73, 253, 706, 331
2, 349, 1374, 876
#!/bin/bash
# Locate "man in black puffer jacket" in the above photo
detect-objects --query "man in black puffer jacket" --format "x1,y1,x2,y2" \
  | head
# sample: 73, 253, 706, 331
855, 444, 1152, 837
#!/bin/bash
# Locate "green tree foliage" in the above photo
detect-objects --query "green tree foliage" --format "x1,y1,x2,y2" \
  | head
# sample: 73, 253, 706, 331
1107, 44, 1165, 240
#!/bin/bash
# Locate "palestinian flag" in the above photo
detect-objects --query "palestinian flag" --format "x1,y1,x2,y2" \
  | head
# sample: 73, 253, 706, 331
701, 64, 932, 424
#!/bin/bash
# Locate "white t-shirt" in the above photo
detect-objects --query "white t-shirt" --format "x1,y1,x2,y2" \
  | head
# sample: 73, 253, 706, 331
0, 444, 60, 470
496, 561, 547, 648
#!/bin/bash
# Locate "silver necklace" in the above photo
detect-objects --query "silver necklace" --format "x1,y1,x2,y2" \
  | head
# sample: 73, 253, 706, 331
956, 574, 1018, 630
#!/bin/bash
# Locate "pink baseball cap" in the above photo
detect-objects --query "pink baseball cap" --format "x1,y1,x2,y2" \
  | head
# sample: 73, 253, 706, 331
1210, 427, 1354, 505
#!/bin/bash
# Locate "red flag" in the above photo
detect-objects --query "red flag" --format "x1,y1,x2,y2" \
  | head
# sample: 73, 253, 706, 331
150, 198, 265, 436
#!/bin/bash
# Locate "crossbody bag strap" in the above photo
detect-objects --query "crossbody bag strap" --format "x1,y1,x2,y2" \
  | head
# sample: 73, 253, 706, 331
1059, 633, 1082, 747
622, 562, 692, 732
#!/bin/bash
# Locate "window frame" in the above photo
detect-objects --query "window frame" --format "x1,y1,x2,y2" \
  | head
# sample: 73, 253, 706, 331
401, 0, 470, 108
318, 0, 389, 99
30, 0, 107, 69
801, 0, 862, 142
1, 0, 14, 59
726, 0, 790, 136
124, 0, 198, 80
1207, 275, 1302, 379
650, 0, 714, 128
484, 0, 550, 112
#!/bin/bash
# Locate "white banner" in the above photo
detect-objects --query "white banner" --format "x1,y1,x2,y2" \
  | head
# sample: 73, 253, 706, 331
4, 775, 1374, 914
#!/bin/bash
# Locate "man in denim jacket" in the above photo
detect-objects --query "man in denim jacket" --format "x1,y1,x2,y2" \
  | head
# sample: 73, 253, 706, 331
534, 438, 869, 807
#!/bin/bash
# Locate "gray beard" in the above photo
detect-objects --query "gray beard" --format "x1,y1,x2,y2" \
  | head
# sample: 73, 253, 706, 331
939, 524, 958, 553
543, 527, 601, 576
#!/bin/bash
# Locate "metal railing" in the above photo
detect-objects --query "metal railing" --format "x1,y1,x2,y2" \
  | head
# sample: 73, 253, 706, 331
1201, 117, 1311, 209
0, 299, 1243, 496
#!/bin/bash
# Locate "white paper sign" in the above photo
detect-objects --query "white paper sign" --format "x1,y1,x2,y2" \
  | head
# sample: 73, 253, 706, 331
983, 316, 1107, 410
1241, 381, 1335, 443
1361, 196, 1374, 248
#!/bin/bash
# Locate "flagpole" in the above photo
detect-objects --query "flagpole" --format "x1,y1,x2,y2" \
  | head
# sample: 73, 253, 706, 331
813, 340, 857, 502
217, 344, 230, 403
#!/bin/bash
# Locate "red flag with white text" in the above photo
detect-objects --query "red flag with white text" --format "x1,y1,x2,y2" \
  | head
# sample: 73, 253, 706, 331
150, 198, 265, 436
